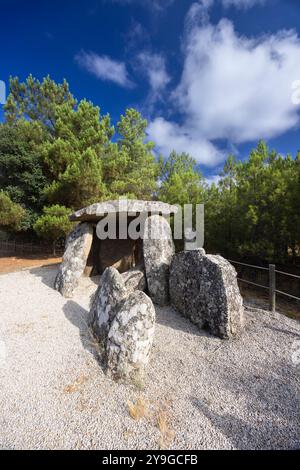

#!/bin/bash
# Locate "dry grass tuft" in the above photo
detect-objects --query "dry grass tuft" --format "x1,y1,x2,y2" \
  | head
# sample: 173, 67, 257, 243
157, 410, 175, 449
14, 322, 34, 334
156, 399, 175, 449
127, 395, 175, 448
64, 374, 88, 394
127, 397, 148, 420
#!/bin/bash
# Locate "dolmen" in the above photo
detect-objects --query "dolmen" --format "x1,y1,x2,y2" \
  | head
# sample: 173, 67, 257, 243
54, 199, 245, 384
55, 199, 177, 301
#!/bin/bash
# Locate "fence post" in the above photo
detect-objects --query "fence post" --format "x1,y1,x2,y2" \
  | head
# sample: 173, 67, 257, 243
269, 264, 276, 312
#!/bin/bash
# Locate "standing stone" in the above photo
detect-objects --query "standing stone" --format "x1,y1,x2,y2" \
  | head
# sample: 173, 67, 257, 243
89, 267, 127, 345
169, 249, 206, 327
143, 215, 175, 306
202, 255, 244, 338
107, 291, 155, 383
54, 223, 93, 298
169, 250, 244, 339
121, 264, 146, 293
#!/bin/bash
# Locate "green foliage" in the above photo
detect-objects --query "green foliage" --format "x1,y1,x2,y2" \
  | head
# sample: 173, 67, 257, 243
159, 144, 300, 263
0, 120, 49, 215
158, 151, 207, 252
4, 75, 76, 129
158, 151, 206, 206
41, 100, 113, 209
33, 205, 73, 253
204, 142, 300, 263
0, 191, 27, 232
204, 155, 240, 257
103, 108, 158, 199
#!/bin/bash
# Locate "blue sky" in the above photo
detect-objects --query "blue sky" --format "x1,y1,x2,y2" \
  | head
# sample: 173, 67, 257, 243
1, 0, 300, 181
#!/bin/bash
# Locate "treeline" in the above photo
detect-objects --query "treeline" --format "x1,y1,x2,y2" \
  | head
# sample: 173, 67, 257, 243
0, 75, 299, 263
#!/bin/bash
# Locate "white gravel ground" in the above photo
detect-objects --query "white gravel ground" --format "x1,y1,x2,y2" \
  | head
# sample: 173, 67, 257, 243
0, 265, 299, 450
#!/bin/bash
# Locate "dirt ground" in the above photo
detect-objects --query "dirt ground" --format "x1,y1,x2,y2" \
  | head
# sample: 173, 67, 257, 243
0, 255, 62, 274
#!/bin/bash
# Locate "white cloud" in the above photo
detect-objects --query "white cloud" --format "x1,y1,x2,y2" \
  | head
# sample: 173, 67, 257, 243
222, 0, 265, 8
185, 0, 213, 29
0, 80, 6, 105
176, 19, 300, 143
147, 117, 224, 166
137, 52, 170, 96
75, 51, 134, 88
205, 174, 222, 186
186, 0, 266, 13
148, 8, 300, 166
125, 21, 150, 52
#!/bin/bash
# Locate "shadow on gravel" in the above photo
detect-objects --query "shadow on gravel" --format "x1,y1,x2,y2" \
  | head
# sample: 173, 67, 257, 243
155, 305, 212, 338
30, 265, 59, 289
62, 300, 103, 368
264, 325, 300, 338
190, 398, 254, 450
190, 357, 300, 450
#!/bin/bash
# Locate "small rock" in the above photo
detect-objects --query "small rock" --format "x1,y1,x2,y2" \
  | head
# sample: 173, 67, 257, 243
121, 264, 146, 293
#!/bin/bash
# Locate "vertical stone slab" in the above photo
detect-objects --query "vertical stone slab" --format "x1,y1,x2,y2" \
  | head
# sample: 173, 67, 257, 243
202, 255, 244, 338
169, 249, 206, 327
54, 222, 93, 298
143, 215, 175, 306
169, 250, 244, 339
88, 267, 127, 344
106, 291, 155, 383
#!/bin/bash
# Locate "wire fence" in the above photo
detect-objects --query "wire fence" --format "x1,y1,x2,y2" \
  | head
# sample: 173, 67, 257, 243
0, 240, 64, 256
228, 259, 300, 312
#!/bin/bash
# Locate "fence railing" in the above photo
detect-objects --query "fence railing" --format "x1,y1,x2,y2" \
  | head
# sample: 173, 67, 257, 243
0, 240, 64, 255
228, 259, 300, 312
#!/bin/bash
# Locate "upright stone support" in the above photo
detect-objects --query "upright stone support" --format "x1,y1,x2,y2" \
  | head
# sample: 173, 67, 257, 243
169, 250, 244, 339
88, 267, 128, 344
88, 268, 155, 384
143, 215, 175, 306
54, 223, 93, 298
106, 291, 155, 383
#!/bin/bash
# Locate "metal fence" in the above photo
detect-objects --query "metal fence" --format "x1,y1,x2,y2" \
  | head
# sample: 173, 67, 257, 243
229, 260, 300, 312
0, 240, 64, 255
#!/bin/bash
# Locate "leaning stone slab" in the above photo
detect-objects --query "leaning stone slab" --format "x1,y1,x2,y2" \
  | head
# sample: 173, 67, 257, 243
121, 264, 146, 293
169, 250, 244, 339
54, 223, 93, 298
143, 215, 175, 306
106, 291, 155, 383
89, 267, 127, 345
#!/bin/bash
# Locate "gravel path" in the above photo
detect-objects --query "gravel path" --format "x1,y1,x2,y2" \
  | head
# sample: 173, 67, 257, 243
0, 266, 299, 450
